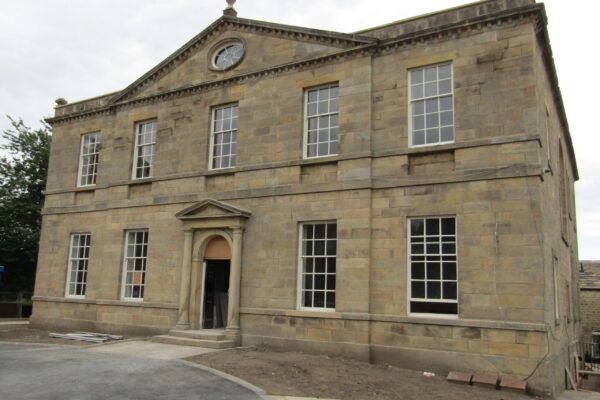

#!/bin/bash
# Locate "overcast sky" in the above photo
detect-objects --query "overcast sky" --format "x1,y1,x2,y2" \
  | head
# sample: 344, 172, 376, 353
1, 0, 598, 259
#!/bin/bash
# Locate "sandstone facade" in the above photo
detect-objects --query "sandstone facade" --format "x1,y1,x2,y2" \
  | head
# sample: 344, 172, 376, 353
32, 0, 579, 395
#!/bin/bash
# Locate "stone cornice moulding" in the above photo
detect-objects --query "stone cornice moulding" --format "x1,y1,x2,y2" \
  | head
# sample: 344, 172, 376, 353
46, 6, 544, 126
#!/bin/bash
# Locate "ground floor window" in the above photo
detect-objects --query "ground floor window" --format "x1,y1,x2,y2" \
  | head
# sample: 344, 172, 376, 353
408, 217, 457, 315
66, 233, 91, 297
121, 230, 148, 300
299, 222, 336, 310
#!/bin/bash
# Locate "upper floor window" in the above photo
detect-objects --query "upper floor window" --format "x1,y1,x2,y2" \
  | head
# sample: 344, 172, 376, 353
409, 63, 454, 147
65, 233, 91, 298
298, 222, 337, 310
121, 230, 148, 301
304, 84, 339, 158
133, 120, 156, 179
210, 104, 238, 170
77, 132, 100, 187
408, 217, 457, 316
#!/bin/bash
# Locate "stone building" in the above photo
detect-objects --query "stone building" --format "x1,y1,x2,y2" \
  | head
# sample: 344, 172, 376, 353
579, 261, 600, 341
31, 0, 580, 395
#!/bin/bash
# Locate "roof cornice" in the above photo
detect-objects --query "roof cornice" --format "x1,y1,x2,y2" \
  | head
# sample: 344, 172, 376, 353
45, 43, 377, 125
46, 5, 541, 126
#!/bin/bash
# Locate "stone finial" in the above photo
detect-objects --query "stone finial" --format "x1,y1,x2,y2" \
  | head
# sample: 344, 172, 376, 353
223, 0, 237, 17
55, 98, 68, 106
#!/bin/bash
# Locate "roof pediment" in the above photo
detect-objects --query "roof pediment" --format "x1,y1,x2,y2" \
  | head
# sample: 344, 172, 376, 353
110, 15, 375, 104
176, 199, 251, 220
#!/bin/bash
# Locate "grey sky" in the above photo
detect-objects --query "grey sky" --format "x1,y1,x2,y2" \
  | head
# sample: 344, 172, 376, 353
1, 0, 597, 259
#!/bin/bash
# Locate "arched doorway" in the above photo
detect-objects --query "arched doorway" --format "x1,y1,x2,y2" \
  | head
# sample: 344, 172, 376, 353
201, 236, 231, 329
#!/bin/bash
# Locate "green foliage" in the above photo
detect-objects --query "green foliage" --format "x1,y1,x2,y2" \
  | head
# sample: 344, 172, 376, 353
0, 117, 51, 292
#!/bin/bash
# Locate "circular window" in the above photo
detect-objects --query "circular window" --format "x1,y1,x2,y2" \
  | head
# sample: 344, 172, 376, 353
212, 41, 245, 71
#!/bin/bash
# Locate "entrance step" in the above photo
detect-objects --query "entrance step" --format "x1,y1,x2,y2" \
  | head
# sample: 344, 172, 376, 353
169, 329, 227, 341
152, 329, 235, 349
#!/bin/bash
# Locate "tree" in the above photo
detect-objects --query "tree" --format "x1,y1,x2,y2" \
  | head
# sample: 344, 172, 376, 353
0, 117, 51, 292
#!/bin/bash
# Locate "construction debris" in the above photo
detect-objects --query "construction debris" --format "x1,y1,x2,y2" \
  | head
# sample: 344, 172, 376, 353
48, 331, 123, 343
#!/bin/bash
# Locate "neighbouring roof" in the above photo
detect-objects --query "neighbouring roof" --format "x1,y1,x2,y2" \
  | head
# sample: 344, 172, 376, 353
580, 261, 600, 290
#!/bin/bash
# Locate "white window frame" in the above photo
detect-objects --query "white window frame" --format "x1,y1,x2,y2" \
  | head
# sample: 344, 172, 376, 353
209, 103, 238, 170
296, 221, 337, 312
121, 230, 149, 302
552, 253, 560, 324
65, 233, 91, 299
407, 216, 458, 318
77, 132, 100, 187
132, 120, 156, 180
408, 62, 454, 148
303, 83, 339, 159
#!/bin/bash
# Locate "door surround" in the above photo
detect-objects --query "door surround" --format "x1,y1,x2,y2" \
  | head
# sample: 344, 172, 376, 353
174, 199, 250, 341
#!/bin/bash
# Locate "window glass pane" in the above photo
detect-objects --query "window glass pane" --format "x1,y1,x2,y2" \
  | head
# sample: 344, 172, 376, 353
330, 85, 339, 98
426, 219, 439, 235
327, 275, 335, 291
438, 64, 451, 79
440, 111, 453, 126
424, 67, 437, 82
424, 82, 437, 97
412, 282, 425, 298
427, 282, 441, 299
438, 79, 452, 95
304, 258, 313, 273
439, 96, 452, 111
425, 98, 438, 113
411, 69, 423, 84
426, 114, 439, 128
427, 263, 441, 279
411, 84, 423, 99
314, 274, 325, 290
413, 116, 424, 131
413, 131, 425, 146
412, 101, 425, 115
314, 257, 326, 273
442, 243, 456, 254
442, 263, 457, 280
326, 240, 336, 256
328, 258, 336, 273
440, 127, 454, 142
411, 221, 424, 238
303, 274, 313, 289
443, 282, 457, 300
326, 292, 335, 308
303, 291, 312, 307
412, 263, 425, 279
314, 291, 325, 308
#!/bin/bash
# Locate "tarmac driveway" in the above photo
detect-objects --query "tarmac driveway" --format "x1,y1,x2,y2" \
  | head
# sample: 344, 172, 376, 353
0, 342, 264, 400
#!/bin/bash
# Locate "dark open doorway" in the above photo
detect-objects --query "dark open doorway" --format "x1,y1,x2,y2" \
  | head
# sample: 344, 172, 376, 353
202, 260, 230, 329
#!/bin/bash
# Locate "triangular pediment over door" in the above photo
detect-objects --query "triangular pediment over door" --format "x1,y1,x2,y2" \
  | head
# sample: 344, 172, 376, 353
175, 199, 251, 220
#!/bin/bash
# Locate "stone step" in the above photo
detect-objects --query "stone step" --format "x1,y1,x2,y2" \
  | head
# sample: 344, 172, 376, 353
152, 335, 236, 349
169, 329, 227, 341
